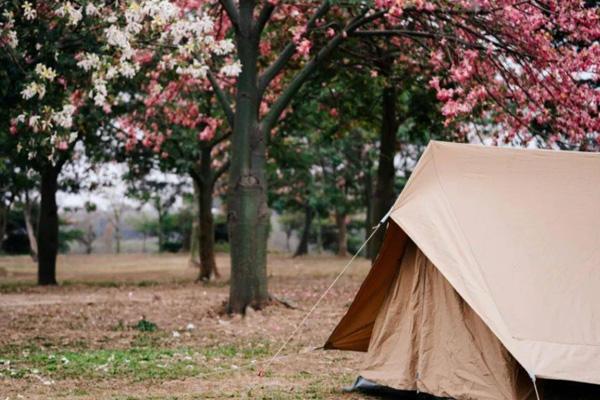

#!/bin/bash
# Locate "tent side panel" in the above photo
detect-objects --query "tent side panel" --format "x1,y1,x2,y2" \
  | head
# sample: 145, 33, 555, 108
324, 222, 407, 351
361, 241, 535, 400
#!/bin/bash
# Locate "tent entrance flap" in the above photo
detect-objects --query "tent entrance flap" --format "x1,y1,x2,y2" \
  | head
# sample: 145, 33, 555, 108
359, 240, 534, 400
324, 221, 408, 351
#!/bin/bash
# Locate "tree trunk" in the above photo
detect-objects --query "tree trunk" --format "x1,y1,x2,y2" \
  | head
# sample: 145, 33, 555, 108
227, 17, 269, 313
364, 168, 374, 259
156, 199, 164, 252
370, 85, 398, 261
195, 147, 219, 281
37, 167, 59, 285
113, 208, 122, 254
293, 204, 313, 257
23, 192, 39, 261
0, 203, 8, 250
190, 181, 200, 262
335, 210, 348, 257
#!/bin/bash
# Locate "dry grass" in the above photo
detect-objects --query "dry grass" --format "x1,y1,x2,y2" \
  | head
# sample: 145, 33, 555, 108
0, 252, 375, 400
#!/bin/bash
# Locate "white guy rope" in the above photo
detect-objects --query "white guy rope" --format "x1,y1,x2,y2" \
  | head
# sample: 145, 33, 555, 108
258, 208, 392, 376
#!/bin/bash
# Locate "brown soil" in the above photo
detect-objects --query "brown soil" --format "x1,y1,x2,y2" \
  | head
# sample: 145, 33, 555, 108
0, 253, 374, 399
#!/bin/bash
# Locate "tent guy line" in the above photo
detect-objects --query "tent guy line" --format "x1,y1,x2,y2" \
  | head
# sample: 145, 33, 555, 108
258, 209, 393, 377
166, 208, 393, 383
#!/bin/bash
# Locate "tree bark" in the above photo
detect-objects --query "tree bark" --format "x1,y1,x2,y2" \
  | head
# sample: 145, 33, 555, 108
190, 181, 200, 262
37, 167, 59, 285
293, 203, 313, 257
335, 210, 348, 257
113, 207, 122, 254
369, 85, 398, 261
195, 147, 220, 281
156, 199, 164, 252
23, 198, 38, 262
0, 203, 8, 251
227, 12, 270, 313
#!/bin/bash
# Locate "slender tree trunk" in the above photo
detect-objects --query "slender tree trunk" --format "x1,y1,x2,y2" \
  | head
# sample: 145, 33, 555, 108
190, 181, 200, 262
114, 207, 123, 254
335, 210, 348, 257
195, 147, 220, 281
198, 182, 219, 281
37, 167, 59, 285
364, 168, 374, 259
23, 193, 38, 261
156, 200, 164, 252
0, 203, 8, 250
227, 16, 270, 313
370, 85, 398, 261
294, 204, 313, 257
316, 215, 323, 254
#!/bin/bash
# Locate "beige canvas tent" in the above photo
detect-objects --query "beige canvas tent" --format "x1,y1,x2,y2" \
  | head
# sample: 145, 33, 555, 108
325, 141, 600, 399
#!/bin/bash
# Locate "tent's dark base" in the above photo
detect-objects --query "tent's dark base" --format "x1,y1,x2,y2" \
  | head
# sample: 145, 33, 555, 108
345, 377, 448, 399
543, 379, 600, 400
347, 376, 600, 400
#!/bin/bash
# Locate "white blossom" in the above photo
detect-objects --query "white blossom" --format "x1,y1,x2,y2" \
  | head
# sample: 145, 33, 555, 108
119, 61, 138, 78
220, 61, 242, 77
176, 60, 209, 79
28, 115, 41, 129
52, 104, 76, 129
6, 30, 18, 48
56, 2, 82, 26
2, 10, 15, 24
35, 64, 57, 81
213, 39, 235, 56
22, 1, 36, 20
21, 83, 38, 100
85, 3, 99, 16
77, 53, 101, 71
105, 26, 131, 51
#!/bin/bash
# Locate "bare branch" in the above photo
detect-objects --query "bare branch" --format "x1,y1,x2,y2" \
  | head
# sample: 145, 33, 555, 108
254, 2, 275, 35
213, 159, 230, 184
258, 0, 332, 97
218, 0, 239, 28
260, 9, 386, 134
207, 70, 235, 128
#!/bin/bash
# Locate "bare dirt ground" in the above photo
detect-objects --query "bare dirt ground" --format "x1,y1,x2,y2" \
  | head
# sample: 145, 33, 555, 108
0, 252, 375, 400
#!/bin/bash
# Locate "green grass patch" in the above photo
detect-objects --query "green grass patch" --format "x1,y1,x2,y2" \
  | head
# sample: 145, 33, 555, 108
0, 341, 271, 383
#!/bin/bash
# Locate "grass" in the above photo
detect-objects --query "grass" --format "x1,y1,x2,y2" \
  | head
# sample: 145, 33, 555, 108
0, 340, 271, 383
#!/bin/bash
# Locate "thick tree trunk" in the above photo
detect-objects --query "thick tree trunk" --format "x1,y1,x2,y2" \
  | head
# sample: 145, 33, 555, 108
370, 85, 398, 261
335, 210, 348, 257
37, 167, 59, 285
293, 204, 313, 257
227, 18, 270, 313
195, 147, 220, 281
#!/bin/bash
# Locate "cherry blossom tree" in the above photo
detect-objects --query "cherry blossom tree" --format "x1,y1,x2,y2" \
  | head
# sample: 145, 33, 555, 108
118, 72, 231, 281
0, 0, 235, 284
203, 0, 598, 313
